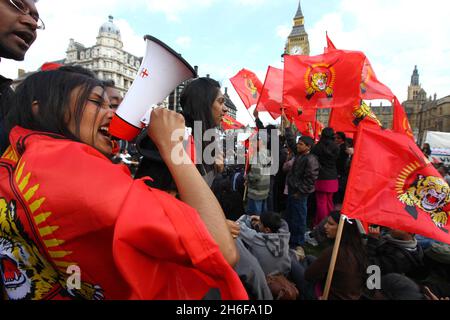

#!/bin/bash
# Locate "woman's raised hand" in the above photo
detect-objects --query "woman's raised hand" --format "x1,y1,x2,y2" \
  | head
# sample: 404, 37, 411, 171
147, 108, 186, 158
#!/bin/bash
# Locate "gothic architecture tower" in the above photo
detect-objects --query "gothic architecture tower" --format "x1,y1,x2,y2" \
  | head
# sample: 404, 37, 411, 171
403, 65, 427, 134
285, 0, 310, 56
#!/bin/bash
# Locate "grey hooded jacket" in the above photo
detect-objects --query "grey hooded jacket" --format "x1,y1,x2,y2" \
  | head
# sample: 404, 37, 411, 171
237, 215, 291, 276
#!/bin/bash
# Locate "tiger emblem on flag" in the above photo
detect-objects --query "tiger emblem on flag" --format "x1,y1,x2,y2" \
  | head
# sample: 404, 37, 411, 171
245, 78, 258, 99
0, 198, 104, 300
305, 63, 336, 100
352, 101, 382, 127
397, 174, 450, 229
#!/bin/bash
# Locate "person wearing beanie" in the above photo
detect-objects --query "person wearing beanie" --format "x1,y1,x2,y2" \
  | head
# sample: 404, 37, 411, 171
282, 113, 319, 257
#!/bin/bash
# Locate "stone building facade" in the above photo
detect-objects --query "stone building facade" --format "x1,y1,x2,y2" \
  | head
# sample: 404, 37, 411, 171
65, 16, 142, 96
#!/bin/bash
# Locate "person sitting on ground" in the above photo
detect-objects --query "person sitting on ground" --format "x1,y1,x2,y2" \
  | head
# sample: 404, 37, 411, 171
290, 211, 367, 300
367, 226, 424, 279
370, 273, 426, 300
237, 212, 291, 277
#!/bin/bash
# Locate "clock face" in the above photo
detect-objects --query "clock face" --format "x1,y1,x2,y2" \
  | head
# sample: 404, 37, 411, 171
290, 46, 302, 55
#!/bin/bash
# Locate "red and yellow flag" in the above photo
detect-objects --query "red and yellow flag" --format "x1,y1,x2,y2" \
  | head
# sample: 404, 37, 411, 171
0, 127, 248, 300
230, 69, 263, 109
293, 119, 324, 142
283, 50, 365, 110
324, 32, 337, 53
328, 100, 382, 133
392, 97, 414, 140
360, 59, 395, 101
342, 124, 450, 244
221, 114, 245, 131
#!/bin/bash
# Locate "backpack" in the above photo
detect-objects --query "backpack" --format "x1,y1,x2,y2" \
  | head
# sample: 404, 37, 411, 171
266, 274, 299, 300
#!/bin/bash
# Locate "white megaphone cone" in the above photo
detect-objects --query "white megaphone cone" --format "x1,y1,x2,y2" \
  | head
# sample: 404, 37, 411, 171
109, 35, 196, 141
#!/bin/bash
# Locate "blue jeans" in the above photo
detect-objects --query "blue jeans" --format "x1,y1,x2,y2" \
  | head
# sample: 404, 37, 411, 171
286, 193, 309, 247
247, 198, 268, 216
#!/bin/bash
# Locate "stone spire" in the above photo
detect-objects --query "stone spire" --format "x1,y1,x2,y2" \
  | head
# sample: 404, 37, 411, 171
295, 0, 304, 19
411, 65, 419, 86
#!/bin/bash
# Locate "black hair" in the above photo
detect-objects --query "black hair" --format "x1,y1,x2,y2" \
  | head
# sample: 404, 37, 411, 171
181, 77, 220, 132
180, 77, 221, 167
336, 131, 346, 141
101, 79, 116, 88
59, 65, 97, 79
298, 136, 314, 147
328, 211, 368, 279
345, 138, 354, 148
260, 211, 282, 233
314, 126, 339, 157
6, 67, 103, 142
422, 143, 432, 156
380, 273, 425, 300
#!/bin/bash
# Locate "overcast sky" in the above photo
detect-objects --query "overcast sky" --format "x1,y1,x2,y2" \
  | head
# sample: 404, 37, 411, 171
1, 0, 449, 126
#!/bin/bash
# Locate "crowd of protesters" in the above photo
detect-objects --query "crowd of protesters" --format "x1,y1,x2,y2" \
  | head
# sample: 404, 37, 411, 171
0, 0, 449, 301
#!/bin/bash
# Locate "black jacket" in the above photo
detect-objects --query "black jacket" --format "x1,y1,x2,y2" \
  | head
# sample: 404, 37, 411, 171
285, 127, 319, 194
367, 236, 424, 278
311, 140, 339, 180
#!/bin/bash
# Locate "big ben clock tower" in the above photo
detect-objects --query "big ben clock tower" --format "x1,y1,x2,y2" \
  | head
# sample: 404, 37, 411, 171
285, 0, 310, 56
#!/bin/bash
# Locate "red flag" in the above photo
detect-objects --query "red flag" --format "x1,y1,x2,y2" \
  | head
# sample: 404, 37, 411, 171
342, 125, 450, 244
292, 119, 323, 142
360, 59, 395, 100
329, 100, 382, 133
322, 35, 394, 101
256, 66, 283, 120
0, 127, 248, 300
283, 50, 365, 110
221, 114, 245, 131
325, 32, 337, 53
230, 69, 263, 109
392, 97, 414, 140
40, 62, 63, 71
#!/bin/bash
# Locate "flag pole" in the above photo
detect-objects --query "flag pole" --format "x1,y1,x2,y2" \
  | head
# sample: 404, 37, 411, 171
322, 214, 346, 300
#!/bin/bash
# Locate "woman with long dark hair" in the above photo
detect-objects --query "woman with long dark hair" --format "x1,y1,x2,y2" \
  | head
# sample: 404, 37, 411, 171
311, 127, 339, 226
135, 77, 228, 189
290, 211, 367, 300
0, 68, 245, 300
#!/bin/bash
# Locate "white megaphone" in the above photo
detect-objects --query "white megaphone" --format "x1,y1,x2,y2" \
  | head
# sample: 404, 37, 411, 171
109, 35, 197, 141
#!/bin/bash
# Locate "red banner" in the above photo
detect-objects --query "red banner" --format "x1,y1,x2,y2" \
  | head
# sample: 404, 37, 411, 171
283, 50, 365, 110
221, 114, 245, 131
0, 127, 248, 300
293, 119, 324, 141
360, 59, 395, 100
323, 34, 394, 101
392, 97, 414, 140
230, 69, 263, 109
342, 125, 450, 244
256, 66, 283, 120
328, 100, 382, 133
